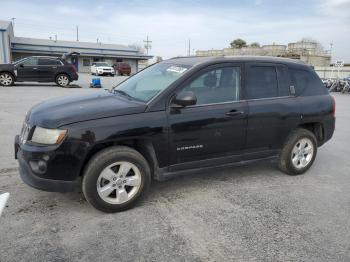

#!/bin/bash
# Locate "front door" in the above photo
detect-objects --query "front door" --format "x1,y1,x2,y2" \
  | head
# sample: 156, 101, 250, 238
168, 64, 247, 171
16, 57, 38, 81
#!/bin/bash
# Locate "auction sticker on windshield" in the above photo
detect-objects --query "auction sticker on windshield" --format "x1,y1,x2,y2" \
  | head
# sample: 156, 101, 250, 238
166, 66, 188, 74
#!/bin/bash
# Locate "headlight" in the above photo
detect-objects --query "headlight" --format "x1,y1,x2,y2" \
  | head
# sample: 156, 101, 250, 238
30, 126, 67, 145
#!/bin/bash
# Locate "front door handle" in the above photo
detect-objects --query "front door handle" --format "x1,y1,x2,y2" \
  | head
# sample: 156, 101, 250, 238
226, 110, 244, 117
33, 68, 38, 70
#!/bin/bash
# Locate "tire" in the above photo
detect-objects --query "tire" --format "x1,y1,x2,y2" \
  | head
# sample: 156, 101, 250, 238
82, 146, 151, 213
55, 74, 70, 87
278, 128, 317, 175
0, 72, 14, 86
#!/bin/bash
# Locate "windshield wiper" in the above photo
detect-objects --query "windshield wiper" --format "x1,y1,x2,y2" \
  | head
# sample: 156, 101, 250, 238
112, 89, 134, 100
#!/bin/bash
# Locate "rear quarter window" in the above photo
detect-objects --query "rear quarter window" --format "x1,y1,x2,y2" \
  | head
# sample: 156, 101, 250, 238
289, 68, 327, 96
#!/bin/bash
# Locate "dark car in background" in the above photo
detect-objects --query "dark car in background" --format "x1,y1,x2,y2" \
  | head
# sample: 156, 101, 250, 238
113, 62, 131, 76
0, 56, 79, 87
15, 56, 335, 213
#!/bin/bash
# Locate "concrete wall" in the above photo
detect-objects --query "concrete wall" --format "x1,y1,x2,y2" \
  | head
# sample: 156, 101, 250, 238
315, 66, 350, 79
0, 30, 12, 63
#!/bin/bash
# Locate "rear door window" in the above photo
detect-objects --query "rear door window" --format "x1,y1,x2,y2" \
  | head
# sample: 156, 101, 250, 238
38, 58, 62, 66
246, 65, 278, 99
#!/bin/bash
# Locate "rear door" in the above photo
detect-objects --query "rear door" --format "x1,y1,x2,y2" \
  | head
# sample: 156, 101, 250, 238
244, 62, 300, 158
37, 58, 62, 81
16, 57, 38, 81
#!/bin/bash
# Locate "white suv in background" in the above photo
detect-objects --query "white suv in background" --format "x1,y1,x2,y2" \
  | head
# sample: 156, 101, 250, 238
91, 62, 115, 76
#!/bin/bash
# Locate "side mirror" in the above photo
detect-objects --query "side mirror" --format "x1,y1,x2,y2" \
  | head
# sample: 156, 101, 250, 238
172, 91, 197, 108
19, 64, 24, 68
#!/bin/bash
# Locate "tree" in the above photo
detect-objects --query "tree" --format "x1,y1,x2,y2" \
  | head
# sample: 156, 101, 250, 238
230, 38, 247, 49
250, 42, 260, 48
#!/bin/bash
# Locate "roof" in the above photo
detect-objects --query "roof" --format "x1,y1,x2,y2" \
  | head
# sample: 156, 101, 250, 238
0, 20, 11, 30
13, 37, 137, 52
11, 36, 152, 60
167, 55, 307, 67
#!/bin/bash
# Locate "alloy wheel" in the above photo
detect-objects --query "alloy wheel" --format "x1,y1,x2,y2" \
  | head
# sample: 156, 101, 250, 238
97, 161, 142, 204
0, 73, 13, 86
57, 75, 69, 86
291, 138, 314, 169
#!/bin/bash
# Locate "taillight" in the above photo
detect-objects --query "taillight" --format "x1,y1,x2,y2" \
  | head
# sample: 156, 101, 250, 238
331, 96, 336, 115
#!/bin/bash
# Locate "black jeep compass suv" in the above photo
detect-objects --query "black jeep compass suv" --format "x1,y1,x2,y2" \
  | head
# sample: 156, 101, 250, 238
0, 56, 78, 87
15, 56, 335, 212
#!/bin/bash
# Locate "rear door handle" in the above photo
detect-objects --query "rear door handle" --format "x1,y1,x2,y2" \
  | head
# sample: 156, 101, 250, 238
226, 110, 244, 117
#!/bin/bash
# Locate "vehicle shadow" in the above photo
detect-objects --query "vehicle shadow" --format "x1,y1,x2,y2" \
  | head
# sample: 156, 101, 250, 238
14, 83, 58, 87
55, 160, 280, 213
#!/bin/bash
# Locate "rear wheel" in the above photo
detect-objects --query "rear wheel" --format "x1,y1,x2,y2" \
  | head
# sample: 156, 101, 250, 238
82, 146, 151, 213
278, 128, 317, 175
0, 72, 14, 86
56, 74, 70, 87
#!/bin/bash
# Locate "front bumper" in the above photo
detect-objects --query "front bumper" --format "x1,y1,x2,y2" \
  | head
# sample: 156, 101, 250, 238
15, 135, 79, 192
97, 70, 115, 75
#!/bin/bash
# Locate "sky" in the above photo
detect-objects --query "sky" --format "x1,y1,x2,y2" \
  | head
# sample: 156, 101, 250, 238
0, 0, 349, 61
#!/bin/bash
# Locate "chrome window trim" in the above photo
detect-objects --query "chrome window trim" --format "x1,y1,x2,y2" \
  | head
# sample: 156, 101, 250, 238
184, 99, 244, 108
177, 95, 295, 109
246, 95, 295, 102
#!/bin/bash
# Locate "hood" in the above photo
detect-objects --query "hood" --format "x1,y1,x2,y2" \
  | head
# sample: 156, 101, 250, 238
27, 90, 147, 128
0, 64, 14, 70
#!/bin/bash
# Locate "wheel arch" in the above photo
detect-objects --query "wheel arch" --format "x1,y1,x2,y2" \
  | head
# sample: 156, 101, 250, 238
55, 72, 71, 82
79, 139, 160, 179
298, 122, 324, 146
0, 71, 16, 80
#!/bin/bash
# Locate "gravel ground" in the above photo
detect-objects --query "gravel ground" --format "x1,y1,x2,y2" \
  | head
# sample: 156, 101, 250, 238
0, 78, 349, 261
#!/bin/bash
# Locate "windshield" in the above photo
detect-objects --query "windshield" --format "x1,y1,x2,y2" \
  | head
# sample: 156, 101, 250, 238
113, 63, 191, 102
95, 62, 109, 67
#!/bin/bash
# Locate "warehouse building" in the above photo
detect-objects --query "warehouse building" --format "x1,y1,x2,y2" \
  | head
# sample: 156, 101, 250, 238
0, 20, 152, 73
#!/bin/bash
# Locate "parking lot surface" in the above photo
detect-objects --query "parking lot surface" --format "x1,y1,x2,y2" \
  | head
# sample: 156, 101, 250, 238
0, 78, 349, 261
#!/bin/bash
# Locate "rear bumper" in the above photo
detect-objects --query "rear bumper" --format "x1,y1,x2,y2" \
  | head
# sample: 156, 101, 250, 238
15, 135, 79, 193
70, 73, 79, 81
118, 69, 131, 75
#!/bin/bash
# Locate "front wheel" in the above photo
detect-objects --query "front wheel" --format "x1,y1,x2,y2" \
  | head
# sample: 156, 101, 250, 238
82, 146, 151, 213
278, 128, 317, 175
0, 72, 14, 86
56, 74, 70, 87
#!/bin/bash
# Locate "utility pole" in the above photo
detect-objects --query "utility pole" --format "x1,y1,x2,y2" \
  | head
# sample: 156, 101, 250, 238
11, 17, 15, 28
54, 34, 57, 42
188, 39, 191, 56
97, 37, 99, 44
76, 25, 79, 41
143, 36, 152, 55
